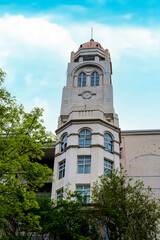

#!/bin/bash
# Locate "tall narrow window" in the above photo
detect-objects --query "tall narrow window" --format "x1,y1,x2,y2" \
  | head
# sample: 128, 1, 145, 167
78, 156, 91, 174
104, 159, 113, 175
91, 72, 99, 86
61, 134, 67, 152
104, 133, 113, 153
78, 72, 86, 87
79, 129, 91, 148
57, 189, 63, 200
59, 160, 65, 179
76, 185, 90, 203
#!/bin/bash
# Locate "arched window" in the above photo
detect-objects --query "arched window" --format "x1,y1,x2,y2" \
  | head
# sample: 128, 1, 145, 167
91, 72, 99, 86
104, 133, 113, 153
79, 129, 91, 148
61, 134, 67, 152
78, 73, 86, 87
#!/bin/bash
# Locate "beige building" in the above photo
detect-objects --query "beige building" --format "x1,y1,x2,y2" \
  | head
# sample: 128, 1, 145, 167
121, 130, 160, 198
51, 39, 160, 201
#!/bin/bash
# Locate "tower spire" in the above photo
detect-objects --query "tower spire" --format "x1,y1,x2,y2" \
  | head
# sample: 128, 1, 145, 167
90, 27, 94, 41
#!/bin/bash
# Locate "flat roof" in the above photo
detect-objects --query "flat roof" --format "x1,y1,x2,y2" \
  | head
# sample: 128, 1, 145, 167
121, 129, 160, 135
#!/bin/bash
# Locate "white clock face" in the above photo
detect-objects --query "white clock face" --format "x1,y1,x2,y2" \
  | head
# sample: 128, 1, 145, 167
82, 91, 92, 99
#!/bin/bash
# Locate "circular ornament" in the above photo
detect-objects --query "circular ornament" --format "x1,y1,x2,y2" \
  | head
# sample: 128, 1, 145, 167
82, 91, 92, 99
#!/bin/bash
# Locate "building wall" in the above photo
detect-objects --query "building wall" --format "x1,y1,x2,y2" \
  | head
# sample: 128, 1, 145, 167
121, 130, 160, 198
51, 40, 120, 199
52, 121, 120, 196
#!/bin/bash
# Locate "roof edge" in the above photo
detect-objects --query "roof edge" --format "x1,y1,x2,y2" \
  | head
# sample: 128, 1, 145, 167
121, 129, 160, 135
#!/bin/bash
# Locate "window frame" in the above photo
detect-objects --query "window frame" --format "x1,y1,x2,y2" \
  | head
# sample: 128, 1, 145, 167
77, 72, 86, 87
91, 71, 99, 86
79, 129, 91, 148
104, 159, 113, 175
59, 160, 65, 179
61, 134, 68, 152
57, 188, 63, 200
76, 185, 90, 203
77, 156, 91, 174
104, 133, 113, 153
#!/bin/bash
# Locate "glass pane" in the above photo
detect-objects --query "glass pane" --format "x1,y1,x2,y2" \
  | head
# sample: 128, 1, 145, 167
96, 79, 99, 86
86, 135, 91, 140
85, 160, 91, 164
85, 165, 90, 173
82, 81, 86, 87
78, 165, 84, 173
78, 156, 84, 161
91, 79, 94, 86
80, 130, 85, 135
79, 140, 84, 145
59, 171, 62, 179
108, 145, 112, 152
86, 140, 91, 145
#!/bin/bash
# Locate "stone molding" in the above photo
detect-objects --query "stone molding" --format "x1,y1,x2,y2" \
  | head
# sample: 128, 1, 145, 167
56, 118, 120, 135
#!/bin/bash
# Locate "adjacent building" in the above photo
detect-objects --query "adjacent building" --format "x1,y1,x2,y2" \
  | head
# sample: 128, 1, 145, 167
121, 129, 160, 198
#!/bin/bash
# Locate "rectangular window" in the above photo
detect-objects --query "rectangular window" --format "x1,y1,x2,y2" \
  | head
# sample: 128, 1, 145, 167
83, 56, 95, 61
59, 160, 65, 179
76, 185, 90, 203
57, 189, 63, 200
104, 159, 113, 175
78, 156, 91, 174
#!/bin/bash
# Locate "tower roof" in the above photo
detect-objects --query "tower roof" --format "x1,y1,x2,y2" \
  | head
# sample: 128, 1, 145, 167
78, 39, 104, 50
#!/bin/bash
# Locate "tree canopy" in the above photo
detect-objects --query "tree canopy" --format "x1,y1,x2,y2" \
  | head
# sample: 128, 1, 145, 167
33, 190, 99, 240
0, 68, 56, 239
92, 169, 160, 240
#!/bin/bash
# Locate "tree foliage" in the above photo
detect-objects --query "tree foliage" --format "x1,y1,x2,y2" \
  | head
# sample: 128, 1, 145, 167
0, 69, 56, 239
92, 169, 160, 240
34, 190, 100, 240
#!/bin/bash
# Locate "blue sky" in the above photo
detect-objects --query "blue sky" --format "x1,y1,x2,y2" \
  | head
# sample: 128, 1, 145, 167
0, 0, 160, 133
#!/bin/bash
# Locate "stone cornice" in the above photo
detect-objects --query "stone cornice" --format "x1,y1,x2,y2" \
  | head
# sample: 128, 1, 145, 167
56, 118, 120, 135
54, 144, 120, 158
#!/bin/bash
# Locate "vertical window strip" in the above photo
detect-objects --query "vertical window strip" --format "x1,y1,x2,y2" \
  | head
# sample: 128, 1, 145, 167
59, 160, 65, 179
104, 159, 113, 175
57, 189, 63, 200
79, 129, 91, 148
91, 72, 99, 86
104, 133, 113, 152
78, 73, 86, 87
61, 134, 67, 152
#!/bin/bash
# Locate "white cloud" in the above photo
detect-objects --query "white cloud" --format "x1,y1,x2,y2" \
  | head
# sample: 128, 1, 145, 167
1, 14, 160, 70
67, 23, 160, 61
0, 14, 160, 131
0, 14, 76, 61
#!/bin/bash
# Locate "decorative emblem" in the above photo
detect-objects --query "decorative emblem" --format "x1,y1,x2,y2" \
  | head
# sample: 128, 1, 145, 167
78, 91, 96, 99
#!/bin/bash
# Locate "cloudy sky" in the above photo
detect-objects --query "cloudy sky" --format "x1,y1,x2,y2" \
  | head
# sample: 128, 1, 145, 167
0, 0, 160, 133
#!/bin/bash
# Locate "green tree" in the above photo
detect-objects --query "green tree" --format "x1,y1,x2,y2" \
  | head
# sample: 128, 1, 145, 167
0, 69, 56, 239
92, 169, 160, 240
34, 190, 100, 240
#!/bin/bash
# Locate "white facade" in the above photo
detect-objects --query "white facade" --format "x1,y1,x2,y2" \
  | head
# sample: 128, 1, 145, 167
51, 40, 120, 200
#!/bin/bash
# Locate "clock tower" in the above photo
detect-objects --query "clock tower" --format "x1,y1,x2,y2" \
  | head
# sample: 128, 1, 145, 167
52, 39, 120, 201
